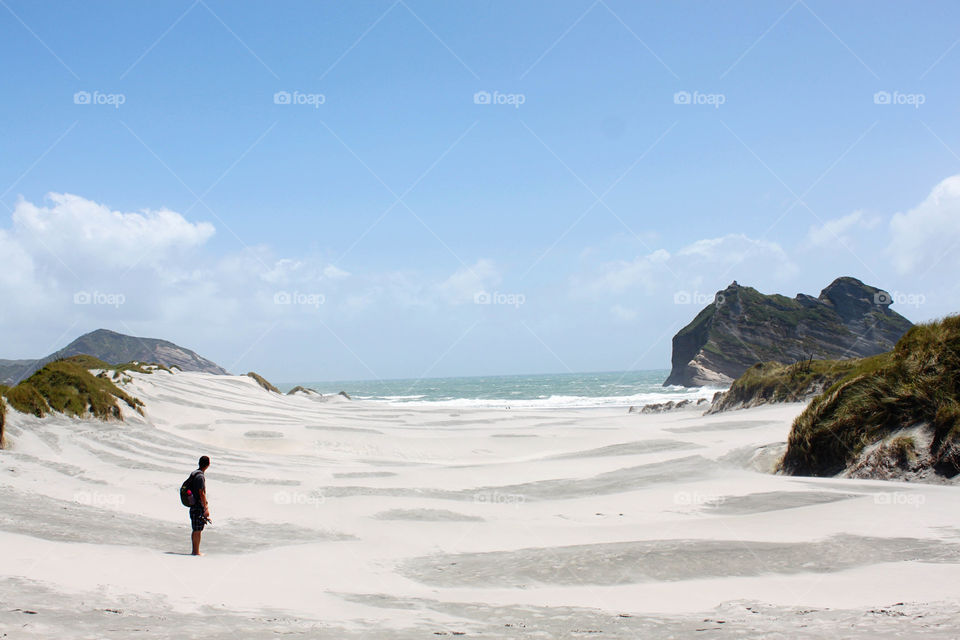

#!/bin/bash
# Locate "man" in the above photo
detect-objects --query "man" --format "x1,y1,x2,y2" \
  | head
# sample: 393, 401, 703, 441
188, 456, 211, 556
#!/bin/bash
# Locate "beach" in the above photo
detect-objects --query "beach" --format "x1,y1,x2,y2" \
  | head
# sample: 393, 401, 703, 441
3, 370, 960, 638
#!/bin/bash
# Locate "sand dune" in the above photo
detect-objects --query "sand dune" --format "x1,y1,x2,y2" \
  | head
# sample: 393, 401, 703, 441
2, 370, 959, 638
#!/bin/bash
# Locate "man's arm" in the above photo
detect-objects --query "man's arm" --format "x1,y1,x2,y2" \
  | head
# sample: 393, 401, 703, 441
198, 487, 209, 517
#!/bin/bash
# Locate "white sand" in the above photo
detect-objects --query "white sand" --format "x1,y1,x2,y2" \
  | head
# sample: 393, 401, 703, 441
2, 370, 959, 638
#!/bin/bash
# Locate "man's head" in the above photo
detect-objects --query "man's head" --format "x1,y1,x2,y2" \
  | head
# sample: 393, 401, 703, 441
198, 455, 210, 470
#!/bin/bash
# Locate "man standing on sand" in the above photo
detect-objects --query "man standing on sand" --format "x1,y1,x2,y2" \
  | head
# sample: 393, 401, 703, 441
188, 456, 211, 556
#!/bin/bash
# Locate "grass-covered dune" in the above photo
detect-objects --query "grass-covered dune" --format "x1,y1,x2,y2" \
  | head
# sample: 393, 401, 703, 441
779, 316, 960, 479
0, 356, 144, 425
708, 357, 880, 413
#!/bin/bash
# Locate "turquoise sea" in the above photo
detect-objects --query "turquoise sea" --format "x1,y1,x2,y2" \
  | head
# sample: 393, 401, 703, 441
278, 370, 723, 409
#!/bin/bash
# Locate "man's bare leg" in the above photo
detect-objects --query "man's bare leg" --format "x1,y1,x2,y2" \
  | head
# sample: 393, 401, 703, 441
191, 530, 203, 556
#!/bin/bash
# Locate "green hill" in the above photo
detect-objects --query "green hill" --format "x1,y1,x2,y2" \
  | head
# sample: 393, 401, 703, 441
0, 328, 227, 385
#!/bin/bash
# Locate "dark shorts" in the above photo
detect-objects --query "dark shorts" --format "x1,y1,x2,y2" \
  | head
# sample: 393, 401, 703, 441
189, 505, 206, 532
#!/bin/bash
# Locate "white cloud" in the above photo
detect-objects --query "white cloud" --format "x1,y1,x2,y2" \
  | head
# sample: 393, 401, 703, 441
580, 233, 796, 296
678, 233, 792, 269
437, 259, 500, 303
261, 258, 306, 284
805, 209, 880, 248
0, 195, 374, 330
323, 264, 350, 280
610, 304, 638, 322
0, 194, 513, 333
0, 228, 35, 285
13, 192, 215, 271
888, 174, 960, 273
582, 249, 671, 295
373, 272, 425, 308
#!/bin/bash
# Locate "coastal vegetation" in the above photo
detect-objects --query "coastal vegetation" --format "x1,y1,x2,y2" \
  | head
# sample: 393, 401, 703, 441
287, 385, 320, 396
67, 354, 172, 375
709, 356, 881, 412
0, 356, 143, 421
779, 316, 960, 478
247, 371, 281, 393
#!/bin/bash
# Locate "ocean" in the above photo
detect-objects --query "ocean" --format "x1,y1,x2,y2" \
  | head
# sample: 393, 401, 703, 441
277, 370, 724, 409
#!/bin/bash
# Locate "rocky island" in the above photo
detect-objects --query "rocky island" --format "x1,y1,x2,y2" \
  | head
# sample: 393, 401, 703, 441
664, 277, 913, 387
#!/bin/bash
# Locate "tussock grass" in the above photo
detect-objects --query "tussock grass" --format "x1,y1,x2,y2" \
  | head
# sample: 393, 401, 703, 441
780, 316, 960, 477
3, 382, 50, 417
247, 371, 280, 394
0, 356, 143, 421
712, 357, 878, 411
287, 385, 319, 396
68, 354, 171, 375
888, 436, 916, 467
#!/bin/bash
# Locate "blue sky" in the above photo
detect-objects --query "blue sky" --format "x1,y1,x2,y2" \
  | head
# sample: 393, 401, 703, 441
2, 0, 959, 381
